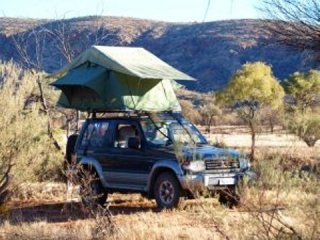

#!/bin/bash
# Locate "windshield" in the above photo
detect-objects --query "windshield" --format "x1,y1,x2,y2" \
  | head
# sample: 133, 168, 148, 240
140, 118, 207, 146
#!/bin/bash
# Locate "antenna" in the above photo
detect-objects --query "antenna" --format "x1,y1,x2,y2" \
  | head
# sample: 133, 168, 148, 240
202, 0, 211, 22
230, 0, 234, 17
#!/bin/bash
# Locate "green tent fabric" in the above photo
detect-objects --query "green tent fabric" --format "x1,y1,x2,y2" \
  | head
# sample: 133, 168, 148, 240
51, 46, 195, 112
53, 45, 195, 81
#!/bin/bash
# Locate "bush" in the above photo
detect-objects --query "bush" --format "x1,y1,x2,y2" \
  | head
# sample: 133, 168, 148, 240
286, 113, 320, 147
237, 149, 320, 239
0, 62, 63, 186
179, 99, 201, 124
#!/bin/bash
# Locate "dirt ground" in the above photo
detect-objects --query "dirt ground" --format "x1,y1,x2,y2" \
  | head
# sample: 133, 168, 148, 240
2, 187, 237, 239
202, 125, 319, 148
2, 183, 318, 239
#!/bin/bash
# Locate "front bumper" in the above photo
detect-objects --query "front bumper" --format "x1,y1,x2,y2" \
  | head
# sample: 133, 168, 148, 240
179, 171, 245, 191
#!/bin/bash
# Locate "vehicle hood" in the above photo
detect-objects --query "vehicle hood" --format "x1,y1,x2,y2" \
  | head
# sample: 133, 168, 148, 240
182, 145, 242, 161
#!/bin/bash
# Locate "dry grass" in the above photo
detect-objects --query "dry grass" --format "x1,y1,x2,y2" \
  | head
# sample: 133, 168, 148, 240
1, 181, 318, 240
0, 130, 319, 240
2, 188, 226, 240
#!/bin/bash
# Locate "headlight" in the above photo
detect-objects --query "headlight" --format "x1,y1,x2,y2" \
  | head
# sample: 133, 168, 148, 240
239, 158, 250, 170
183, 160, 206, 172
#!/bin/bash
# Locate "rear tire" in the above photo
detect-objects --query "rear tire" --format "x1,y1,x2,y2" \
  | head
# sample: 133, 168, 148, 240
154, 172, 181, 209
66, 134, 79, 163
79, 168, 108, 208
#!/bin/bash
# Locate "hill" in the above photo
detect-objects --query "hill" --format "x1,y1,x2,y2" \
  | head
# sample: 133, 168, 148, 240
0, 16, 317, 92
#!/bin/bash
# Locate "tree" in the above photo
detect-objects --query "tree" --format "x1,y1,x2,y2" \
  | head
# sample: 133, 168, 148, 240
282, 70, 320, 113
179, 99, 201, 124
218, 62, 285, 161
200, 92, 222, 135
260, 106, 284, 133
282, 70, 320, 146
47, 17, 111, 63
13, 16, 112, 135
12, 28, 63, 151
261, 0, 320, 55
0, 62, 62, 207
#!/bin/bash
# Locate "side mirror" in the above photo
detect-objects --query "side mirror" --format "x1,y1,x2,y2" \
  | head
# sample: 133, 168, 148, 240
128, 137, 140, 149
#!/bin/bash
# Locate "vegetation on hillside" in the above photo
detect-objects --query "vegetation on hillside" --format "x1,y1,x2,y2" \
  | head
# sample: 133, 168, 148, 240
0, 17, 317, 91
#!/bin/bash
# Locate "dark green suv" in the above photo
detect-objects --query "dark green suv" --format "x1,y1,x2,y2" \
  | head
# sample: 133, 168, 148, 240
68, 112, 252, 208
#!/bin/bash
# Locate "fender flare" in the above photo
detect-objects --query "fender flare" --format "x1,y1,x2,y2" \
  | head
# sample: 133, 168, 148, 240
78, 156, 109, 187
146, 159, 184, 193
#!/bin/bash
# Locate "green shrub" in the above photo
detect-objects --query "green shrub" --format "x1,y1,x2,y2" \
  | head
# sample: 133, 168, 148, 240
0, 62, 63, 184
252, 151, 319, 193
286, 112, 320, 147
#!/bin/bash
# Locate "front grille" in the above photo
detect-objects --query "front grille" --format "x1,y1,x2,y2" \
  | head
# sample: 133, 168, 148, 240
205, 158, 240, 170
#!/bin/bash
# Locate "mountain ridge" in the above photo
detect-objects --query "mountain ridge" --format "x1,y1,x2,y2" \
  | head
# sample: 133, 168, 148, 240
0, 16, 317, 92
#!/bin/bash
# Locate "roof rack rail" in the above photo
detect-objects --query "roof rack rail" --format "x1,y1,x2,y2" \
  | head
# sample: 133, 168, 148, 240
88, 110, 180, 119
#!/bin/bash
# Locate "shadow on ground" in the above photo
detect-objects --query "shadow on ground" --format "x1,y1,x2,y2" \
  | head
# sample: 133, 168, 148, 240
2, 200, 158, 225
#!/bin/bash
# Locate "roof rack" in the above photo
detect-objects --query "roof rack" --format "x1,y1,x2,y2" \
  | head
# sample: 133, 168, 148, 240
89, 110, 181, 119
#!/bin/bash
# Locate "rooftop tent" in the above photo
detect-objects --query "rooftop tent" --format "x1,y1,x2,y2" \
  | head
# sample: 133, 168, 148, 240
53, 46, 195, 81
51, 46, 195, 112
52, 63, 183, 111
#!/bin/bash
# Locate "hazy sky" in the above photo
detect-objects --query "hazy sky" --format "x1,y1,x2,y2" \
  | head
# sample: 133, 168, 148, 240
1, 0, 261, 22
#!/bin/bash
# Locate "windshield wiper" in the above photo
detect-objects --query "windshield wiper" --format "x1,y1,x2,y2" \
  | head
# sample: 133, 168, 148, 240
146, 113, 173, 144
169, 112, 196, 145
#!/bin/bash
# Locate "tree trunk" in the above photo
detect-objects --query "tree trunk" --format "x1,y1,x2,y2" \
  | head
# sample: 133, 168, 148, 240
249, 121, 256, 162
208, 115, 213, 138
269, 118, 274, 133
67, 120, 70, 138
36, 76, 62, 151
0, 162, 13, 205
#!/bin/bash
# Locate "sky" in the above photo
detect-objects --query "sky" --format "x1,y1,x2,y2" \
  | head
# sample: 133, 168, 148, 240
1, 0, 261, 22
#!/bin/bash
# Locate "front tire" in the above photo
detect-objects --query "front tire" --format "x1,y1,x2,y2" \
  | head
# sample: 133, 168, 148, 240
154, 172, 181, 209
218, 186, 240, 208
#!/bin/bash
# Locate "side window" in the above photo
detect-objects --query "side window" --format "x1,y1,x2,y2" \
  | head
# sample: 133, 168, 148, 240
80, 124, 94, 147
81, 121, 110, 148
114, 123, 140, 149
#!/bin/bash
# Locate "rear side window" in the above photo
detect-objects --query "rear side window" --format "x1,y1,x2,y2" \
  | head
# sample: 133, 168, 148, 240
81, 121, 110, 148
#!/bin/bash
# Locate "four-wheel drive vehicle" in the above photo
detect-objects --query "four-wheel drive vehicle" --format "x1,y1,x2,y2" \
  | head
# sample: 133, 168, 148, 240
68, 112, 253, 209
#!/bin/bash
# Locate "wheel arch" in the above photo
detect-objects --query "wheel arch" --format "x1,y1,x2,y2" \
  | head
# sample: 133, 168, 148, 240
148, 165, 182, 198
78, 157, 107, 187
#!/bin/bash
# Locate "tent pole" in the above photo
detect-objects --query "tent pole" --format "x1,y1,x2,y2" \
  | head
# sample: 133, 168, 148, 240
76, 110, 80, 132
